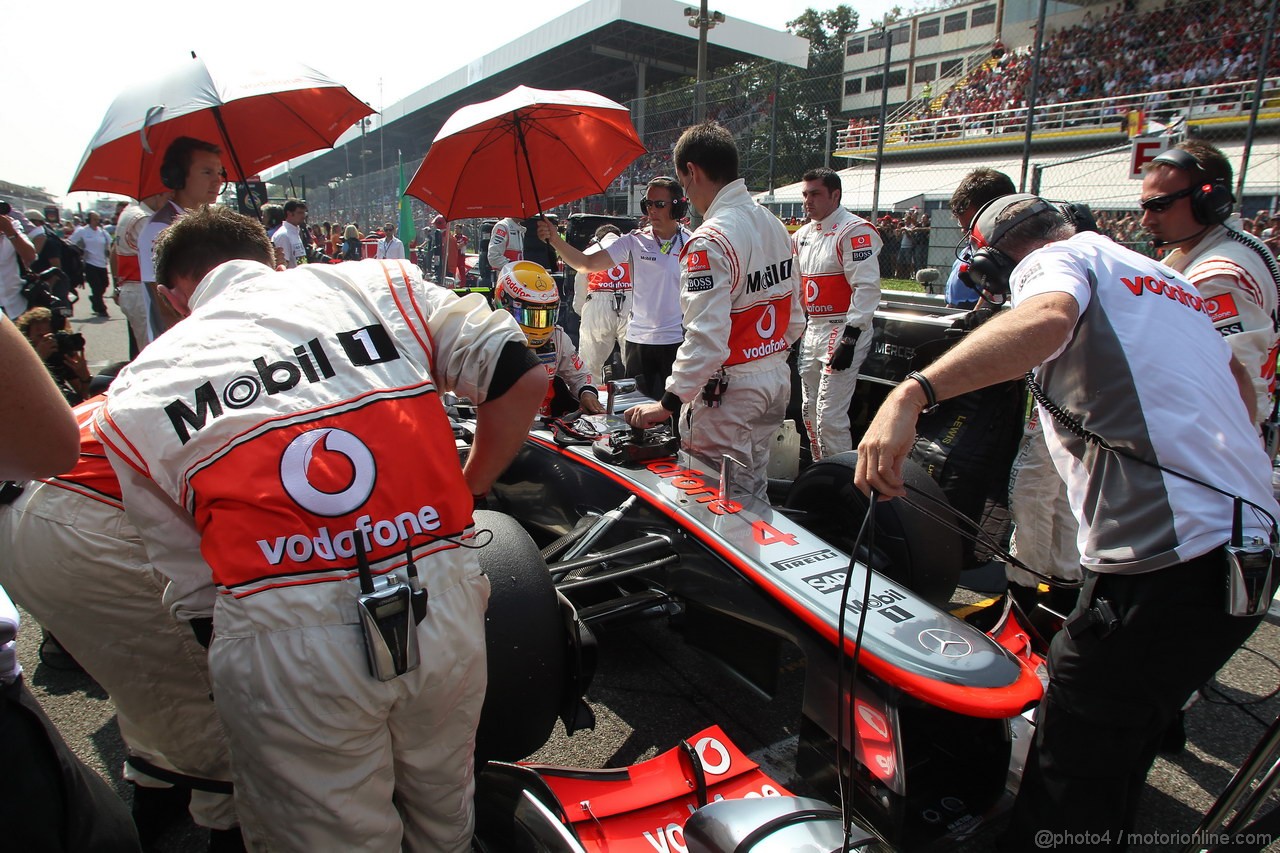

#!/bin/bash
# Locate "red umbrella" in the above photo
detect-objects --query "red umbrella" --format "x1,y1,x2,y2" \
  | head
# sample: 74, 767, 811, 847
405, 86, 645, 221
69, 53, 373, 199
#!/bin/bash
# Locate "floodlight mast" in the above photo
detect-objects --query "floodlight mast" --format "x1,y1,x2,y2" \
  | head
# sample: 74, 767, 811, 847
686, 2, 725, 124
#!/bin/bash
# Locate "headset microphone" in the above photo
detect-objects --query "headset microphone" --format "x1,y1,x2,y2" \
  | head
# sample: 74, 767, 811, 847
1150, 223, 1211, 249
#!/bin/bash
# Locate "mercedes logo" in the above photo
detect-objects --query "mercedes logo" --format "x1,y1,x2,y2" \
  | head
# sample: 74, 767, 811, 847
917, 628, 972, 658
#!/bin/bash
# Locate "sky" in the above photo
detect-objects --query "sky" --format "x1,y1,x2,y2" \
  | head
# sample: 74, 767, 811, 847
3, 0, 901, 205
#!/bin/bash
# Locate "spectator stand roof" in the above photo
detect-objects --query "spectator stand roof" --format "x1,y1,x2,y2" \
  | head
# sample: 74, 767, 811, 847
264, 0, 809, 189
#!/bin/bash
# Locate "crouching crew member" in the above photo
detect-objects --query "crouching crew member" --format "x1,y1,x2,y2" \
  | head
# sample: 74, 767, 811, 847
97, 207, 546, 852
0, 396, 238, 845
626, 123, 804, 500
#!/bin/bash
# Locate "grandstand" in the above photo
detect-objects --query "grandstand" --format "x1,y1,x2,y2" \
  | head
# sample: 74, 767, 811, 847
834, 0, 1280, 158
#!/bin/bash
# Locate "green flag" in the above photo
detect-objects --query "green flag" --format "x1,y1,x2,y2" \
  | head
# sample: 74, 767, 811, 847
398, 152, 416, 248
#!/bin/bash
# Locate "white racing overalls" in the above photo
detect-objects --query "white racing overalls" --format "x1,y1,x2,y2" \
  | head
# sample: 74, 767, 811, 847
1161, 218, 1280, 425
535, 327, 597, 417
98, 259, 526, 852
0, 398, 235, 829
487, 218, 526, 272
573, 232, 632, 382
793, 207, 882, 459
667, 180, 805, 500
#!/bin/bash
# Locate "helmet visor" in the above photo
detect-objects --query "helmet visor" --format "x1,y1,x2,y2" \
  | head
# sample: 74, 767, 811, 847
508, 301, 558, 333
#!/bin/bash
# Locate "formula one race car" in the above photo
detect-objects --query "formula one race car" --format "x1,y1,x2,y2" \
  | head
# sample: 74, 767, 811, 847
463, 380, 1046, 852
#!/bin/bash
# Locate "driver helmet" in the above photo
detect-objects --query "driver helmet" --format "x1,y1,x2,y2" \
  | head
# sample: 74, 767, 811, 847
496, 261, 559, 348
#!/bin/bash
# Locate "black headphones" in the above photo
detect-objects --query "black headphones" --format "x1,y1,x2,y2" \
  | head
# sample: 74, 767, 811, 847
960, 193, 1058, 300
642, 177, 689, 219
1150, 148, 1234, 226
160, 150, 187, 191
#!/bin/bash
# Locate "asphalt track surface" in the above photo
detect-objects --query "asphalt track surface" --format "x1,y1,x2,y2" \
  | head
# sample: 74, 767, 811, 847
21, 301, 1280, 852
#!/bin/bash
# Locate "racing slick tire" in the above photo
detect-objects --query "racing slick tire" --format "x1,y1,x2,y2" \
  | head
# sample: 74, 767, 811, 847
784, 451, 963, 605
474, 510, 565, 763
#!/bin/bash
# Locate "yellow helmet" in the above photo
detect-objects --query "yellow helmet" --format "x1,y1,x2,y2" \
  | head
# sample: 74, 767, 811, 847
495, 261, 559, 347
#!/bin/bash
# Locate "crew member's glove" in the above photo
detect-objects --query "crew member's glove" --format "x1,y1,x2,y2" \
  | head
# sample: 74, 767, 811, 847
945, 305, 999, 339
828, 325, 861, 371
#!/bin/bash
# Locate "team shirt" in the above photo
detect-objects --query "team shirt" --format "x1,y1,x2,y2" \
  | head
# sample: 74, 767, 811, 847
1011, 231, 1278, 572
605, 225, 691, 346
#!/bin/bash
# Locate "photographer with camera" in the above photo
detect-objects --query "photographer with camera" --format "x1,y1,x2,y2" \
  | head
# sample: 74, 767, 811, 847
0, 202, 37, 320
14, 308, 91, 404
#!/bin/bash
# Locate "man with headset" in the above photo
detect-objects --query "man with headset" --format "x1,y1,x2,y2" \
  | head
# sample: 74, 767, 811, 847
624, 124, 804, 500
857, 194, 1277, 850
538, 176, 693, 397
138, 136, 224, 341
1142, 140, 1280, 444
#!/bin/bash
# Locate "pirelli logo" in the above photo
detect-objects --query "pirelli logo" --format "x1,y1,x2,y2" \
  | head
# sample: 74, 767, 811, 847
771, 548, 839, 571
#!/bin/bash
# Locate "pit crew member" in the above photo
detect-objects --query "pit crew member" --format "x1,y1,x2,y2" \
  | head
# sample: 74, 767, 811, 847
0, 396, 238, 844
0, 315, 140, 853
856, 195, 1276, 851
112, 192, 171, 355
569, 225, 631, 382
1143, 140, 1280, 437
792, 166, 881, 459
496, 260, 604, 418
540, 177, 693, 400
487, 216, 525, 275
626, 123, 804, 500
97, 206, 546, 852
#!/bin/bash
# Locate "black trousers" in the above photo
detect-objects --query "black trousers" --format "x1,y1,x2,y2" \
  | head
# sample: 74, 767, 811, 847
84, 264, 109, 314
0, 677, 141, 852
623, 340, 681, 400
1003, 546, 1265, 851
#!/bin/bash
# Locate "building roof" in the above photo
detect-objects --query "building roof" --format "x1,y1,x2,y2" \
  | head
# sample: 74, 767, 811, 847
265, 0, 809, 186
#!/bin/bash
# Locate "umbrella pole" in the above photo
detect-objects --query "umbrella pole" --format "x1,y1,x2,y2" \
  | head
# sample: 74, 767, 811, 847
513, 113, 546, 220
211, 105, 252, 207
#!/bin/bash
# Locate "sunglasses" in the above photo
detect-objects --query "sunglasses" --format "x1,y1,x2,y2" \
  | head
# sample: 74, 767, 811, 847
640, 198, 674, 213
1139, 185, 1196, 213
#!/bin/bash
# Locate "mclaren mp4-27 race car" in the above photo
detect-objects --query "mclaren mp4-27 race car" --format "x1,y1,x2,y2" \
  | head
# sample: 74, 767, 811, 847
461, 381, 1047, 853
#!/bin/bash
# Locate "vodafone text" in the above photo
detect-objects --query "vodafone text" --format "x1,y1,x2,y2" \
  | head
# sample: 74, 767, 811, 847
1120, 274, 1213, 316
257, 505, 442, 566
739, 337, 789, 361
640, 786, 783, 852
645, 461, 742, 515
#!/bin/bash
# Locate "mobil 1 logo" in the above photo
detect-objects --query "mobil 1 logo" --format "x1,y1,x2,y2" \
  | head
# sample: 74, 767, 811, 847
165, 323, 403, 444
802, 571, 915, 624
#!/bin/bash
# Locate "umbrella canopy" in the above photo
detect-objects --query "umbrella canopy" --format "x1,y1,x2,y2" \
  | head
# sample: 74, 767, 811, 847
69, 53, 373, 199
405, 86, 645, 221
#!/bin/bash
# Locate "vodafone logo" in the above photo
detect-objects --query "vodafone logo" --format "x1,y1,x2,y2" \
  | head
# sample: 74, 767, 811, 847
693, 736, 732, 775
858, 704, 890, 739
805, 279, 818, 304
755, 303, 777, 339
280, 428, 376, 517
